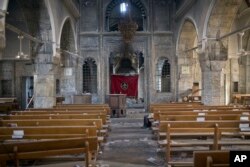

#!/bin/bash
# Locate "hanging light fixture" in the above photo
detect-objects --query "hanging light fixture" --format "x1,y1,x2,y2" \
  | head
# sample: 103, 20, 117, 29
16, 34, 29, 59
118, 0, 138, 43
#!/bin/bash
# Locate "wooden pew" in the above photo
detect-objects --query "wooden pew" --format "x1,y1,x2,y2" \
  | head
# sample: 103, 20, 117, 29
153, 110, 250, 121
12, 110, 107, 115
159, 121, 250, 166
165, 126, 216, 166
214, 123, 250, 150
151, 107, 247, 115
0, 119, 107, 137
150, 102, 202, 109
159, 120, 249, 135
11, 110, 110, 123
0, 119, 102, 128
193, 151, 229, 167
0, 137, 98, 167
55, 104, 109, 107
150, 104, 247, 113
0, 126, 98, 141
24, 108, 110, 115
159, 114, 242, 122
0, 98, 19, 114
52, 104, 111, 114
0, 114, 108, 125
152, 113, 250, 139
10, 110, 110, 129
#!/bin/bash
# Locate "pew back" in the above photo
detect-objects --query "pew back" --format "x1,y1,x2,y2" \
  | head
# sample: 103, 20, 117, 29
193, 151, 229, 167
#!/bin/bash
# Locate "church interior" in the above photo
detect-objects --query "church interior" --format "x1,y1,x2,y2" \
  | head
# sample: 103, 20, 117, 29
0, 0, 250, 166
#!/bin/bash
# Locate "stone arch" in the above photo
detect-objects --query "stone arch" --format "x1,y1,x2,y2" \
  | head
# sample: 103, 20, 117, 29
59, 17, 76, 52
177, 19, 202, 100
44, 0, 56, 55
59, 17, 76, 67
105, 0, 147, 31
206, 0, 243, 46
177, 18, 199, 54
58, 17, 77, 104
105, 0, 146, 16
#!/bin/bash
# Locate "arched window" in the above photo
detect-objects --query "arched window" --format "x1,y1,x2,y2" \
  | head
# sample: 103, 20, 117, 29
83, 58, 97, 93
156, 58, 171, 92
105, 0, 146, 32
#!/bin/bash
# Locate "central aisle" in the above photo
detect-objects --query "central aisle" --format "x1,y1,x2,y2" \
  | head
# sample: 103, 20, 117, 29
97, 110, 165, 167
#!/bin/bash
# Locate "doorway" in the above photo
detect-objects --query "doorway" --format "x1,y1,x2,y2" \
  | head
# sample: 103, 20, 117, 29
21, 76, 33, 109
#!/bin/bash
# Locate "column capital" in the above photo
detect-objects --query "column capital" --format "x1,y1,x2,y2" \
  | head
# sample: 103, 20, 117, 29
197, 39, 228, 72
197, 39, 227, 60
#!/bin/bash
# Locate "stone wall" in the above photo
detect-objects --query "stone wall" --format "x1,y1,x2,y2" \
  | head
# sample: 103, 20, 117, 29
0, 0, 79, 108
1, 0, 249, 108
79, 0, 175, 109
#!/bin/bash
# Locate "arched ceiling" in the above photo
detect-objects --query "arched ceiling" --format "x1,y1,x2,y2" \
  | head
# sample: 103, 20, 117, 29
207, 0, 243, 44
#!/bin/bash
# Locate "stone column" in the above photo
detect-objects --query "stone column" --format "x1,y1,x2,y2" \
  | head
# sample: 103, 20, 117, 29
246, 55, 250, 93
0, 14, 6, 59
198, 40, 227, 105
34, 53, 60, 108
33, 54, 56, 108
200, 61, 226, 105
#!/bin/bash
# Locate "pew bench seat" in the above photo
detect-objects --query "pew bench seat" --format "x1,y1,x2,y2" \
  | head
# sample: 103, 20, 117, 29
0, 137, 98, 167
158, 139, 214, 147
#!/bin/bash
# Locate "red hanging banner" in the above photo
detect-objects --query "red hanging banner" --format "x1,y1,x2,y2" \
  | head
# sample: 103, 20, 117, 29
111, 75, 138, 97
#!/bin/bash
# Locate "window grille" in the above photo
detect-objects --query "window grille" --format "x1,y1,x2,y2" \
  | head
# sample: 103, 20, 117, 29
82, 58, 97, 93
56, 79, 60, 95
156, 59, 171, 92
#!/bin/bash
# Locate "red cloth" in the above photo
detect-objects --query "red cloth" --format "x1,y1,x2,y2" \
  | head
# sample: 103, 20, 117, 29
111, 75, 138, 97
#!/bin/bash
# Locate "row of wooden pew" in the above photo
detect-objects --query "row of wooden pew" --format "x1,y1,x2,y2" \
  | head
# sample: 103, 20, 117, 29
150, 102, 250, 167
0, 103, 111, 167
